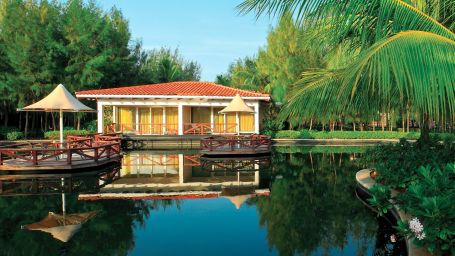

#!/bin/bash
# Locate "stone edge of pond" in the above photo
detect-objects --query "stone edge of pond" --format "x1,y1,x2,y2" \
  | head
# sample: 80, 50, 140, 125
273, 138, 408, 145
355, 169, 431, 256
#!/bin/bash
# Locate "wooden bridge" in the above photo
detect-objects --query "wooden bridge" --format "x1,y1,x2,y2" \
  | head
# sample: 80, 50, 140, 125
200, 135, 272, 156
0, 134, 122, 172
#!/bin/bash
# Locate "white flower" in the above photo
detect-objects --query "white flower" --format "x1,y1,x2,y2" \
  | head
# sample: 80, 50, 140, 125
409, 217, 425, 240
416, 232, 426, 240
409, 217, 424, 233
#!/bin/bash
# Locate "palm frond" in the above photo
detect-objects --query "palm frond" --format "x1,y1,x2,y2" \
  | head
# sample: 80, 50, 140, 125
340, 30, 455, 121
238, 0, 455, 46
281, 31, 455, 122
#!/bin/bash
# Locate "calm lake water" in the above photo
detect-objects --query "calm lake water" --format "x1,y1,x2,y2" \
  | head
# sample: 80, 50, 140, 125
0, 146, 406, 256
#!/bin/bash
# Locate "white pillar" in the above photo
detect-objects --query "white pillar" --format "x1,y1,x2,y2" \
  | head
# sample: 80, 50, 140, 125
178, 104, 183, 135
254, 103, 260, 134
97, 101, 103, 133
236, 112, 240, 135
135, 107, 139, 133
112, 105, 117, 124
59, 110, 64, 144
162, 107, 166, 135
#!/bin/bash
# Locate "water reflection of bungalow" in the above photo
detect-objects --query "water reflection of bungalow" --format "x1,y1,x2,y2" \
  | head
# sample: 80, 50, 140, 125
78, 152, 271, 200
75, 81, 270, 135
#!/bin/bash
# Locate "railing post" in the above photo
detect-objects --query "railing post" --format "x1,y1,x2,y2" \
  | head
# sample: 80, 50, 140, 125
0, 152, 3, 165
67, 148, 72, 165
106, 145, 111, 159
32, 150, 38, 165
94, 148, 99, 162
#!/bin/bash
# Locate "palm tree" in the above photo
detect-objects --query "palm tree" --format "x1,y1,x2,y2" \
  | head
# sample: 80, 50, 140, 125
238, 0, 455, 141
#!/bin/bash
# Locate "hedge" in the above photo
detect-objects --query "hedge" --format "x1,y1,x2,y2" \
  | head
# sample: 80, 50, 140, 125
274, 130, 455, 140
44, 129, 93, 140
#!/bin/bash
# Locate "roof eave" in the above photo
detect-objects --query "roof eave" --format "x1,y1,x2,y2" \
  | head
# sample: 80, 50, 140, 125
75, 94, 271, 101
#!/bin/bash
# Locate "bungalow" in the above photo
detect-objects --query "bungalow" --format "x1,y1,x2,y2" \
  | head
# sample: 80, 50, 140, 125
75, 81, 270, 135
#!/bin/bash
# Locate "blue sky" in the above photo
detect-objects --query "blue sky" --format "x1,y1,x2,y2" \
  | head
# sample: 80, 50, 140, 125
98, 0, 275, 81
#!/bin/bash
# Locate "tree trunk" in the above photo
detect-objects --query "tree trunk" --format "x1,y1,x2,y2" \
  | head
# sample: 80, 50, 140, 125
353, 122, 356, 131
3, 113, 8, 127
77, 114, 81, 130
24, 112, 29, 139
406, 110, 410, 132
51, 112, 56, 130
372, 119, 375, 131
381, 114, 385, 131
309, 118, 313, 131
44, 113, 48, 132
401, 111, 405, 132
420, 113, 430, 143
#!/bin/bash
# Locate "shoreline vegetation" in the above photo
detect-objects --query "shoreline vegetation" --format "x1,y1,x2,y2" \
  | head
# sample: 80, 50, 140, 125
274, 130, 455, 140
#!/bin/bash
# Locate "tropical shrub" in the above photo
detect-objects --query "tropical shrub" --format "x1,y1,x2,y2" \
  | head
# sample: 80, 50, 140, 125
370, 164, 455, 255
274, 130, 454, 140
0, 127, 20, 140
5, 131, 23, 141
44, 129, 92, 140
363, 138, 454, 189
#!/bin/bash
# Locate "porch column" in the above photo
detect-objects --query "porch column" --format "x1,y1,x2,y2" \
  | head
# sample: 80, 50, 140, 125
178, 104, 183, 135
97, 101, 104, 133
210, 107, 214, 131
162, 107, 166, 134
112, 106, 117, 124
254, 103, 260, 134
135, 107, 139, 133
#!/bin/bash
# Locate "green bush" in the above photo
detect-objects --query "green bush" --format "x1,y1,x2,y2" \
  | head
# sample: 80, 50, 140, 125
362, 138, 454, 189
370, 164, 455, 255
6, 131, 23, 140
0, 126, 19, 140
275, 130, 302, 139
274, 130, 454, 140
44, 129, 92, 140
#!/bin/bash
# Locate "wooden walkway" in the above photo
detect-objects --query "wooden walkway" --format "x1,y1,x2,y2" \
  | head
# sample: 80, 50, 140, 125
0, 134, 122, 172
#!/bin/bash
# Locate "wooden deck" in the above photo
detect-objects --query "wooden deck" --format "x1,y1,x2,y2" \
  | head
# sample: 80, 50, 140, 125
0, 134, 122, 172
200, 135, 272, 156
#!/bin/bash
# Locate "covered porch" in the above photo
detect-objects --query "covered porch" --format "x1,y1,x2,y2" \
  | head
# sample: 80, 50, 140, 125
101, 105, 258, 135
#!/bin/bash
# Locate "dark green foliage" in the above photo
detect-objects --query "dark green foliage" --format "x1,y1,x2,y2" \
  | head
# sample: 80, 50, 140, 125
44, 129, 92, 140
367, 185, 393, 215
371, 164, 455, 255
261, 103, 282, 137
136, 48, 201, 84
0, 1, 201, 131
0, 126, 19, 139
363, 138, 455, 188
274, 130, 455, 140
6, 131, 23, 140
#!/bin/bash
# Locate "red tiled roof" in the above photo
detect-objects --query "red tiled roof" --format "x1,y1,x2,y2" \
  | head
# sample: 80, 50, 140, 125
76, 81, 269, 98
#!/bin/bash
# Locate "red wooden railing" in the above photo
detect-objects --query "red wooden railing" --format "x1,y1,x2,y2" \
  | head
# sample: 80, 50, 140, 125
0, 135, 121, 166
113, 123, 178, 135
183, 123, 237, 135
200, 134, 272, 152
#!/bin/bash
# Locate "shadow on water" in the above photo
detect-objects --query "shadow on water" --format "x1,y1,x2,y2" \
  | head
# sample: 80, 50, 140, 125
0, 147, 406, 255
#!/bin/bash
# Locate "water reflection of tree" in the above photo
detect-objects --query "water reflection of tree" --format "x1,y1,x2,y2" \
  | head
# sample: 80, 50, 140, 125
0, 195, 178, 255
253, 151, 377, 255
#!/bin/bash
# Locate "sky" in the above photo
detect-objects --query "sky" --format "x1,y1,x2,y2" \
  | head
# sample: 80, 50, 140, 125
98, 0, 276, 82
